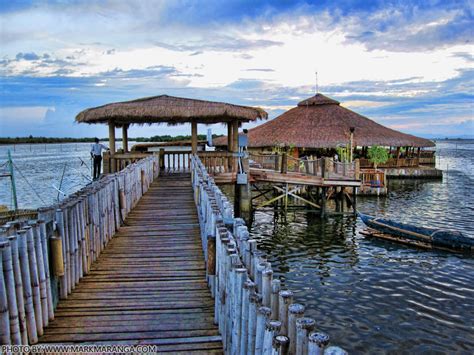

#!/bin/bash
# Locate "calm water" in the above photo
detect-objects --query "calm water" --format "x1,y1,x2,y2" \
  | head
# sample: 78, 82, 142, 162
250, 141, 474, 354
1, 141, 473, 353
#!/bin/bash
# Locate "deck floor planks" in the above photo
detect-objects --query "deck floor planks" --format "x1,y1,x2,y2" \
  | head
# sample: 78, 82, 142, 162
38, 174, 222, 353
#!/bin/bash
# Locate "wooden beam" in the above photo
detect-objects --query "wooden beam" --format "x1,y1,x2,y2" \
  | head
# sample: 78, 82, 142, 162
191, 121, 198, 154
122, 124, 129, 153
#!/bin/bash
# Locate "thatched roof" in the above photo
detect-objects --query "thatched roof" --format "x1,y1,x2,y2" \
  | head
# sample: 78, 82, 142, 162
214, 93, 435, 148
76, 95, 268, 126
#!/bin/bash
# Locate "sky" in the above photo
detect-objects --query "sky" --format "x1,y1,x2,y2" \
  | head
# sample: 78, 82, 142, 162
0, 0, 473, 139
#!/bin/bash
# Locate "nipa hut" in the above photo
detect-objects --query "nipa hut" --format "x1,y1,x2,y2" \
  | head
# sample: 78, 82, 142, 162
214, 93, 434, 164
76, 94, 267, 172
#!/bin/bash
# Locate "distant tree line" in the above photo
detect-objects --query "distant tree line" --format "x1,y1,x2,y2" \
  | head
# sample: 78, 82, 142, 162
0, 134, 223, 145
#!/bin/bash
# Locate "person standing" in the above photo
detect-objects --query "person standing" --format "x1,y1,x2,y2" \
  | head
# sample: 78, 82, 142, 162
90, 138, 109, 180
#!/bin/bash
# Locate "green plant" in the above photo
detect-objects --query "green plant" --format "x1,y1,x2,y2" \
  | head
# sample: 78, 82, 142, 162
367, 145, 389, 169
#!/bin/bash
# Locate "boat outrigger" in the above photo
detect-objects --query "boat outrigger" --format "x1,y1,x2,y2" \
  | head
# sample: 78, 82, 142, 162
358, 212, 473, 252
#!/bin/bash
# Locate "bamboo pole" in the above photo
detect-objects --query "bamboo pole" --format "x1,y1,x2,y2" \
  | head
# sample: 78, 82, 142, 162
272, 335, 289, 355
308, 332, 330, 355
255, 306, 272, 355
247, 292, 260, 355
17, 229, 37, 344
39, 221, 54, 321
240, 280, 255, 355
288, 303, 305, 354
8, 234, 27, 344
1, 239, 21, 344
262, 268, 273, 307
263, 320, 282, 354
323, 347, 347, 355
55, 209, 68, 299
26, 226, 43, 336
279, 290, 293, 335
296, 317, 316, 355
32, 224, 48, 328
271, 279, 281, 319
0, 242, 12, 345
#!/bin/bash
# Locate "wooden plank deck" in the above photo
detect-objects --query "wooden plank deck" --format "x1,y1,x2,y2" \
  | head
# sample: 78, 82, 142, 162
38, 173, 223, 353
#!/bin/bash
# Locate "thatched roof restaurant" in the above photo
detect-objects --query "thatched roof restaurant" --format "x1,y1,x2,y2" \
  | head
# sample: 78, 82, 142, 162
76, 95, 267, 172
214, 93, 434, 149
76, 94, 267, 126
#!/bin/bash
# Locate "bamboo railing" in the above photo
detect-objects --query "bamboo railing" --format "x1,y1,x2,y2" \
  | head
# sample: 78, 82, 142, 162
250, 153, 358, 181
359, 157, 420, 168
191, 155, 347, 355
360, 169, 386, 188
0, 156, 158, 345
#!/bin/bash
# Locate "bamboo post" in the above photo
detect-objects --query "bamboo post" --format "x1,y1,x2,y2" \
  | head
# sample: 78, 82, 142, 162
0, 242, 12, 345
308, 332, 330, 355
247, 292, 261, 355
263, 320, 282, 354
255, 306, 272, 355
232, 268, 246, 354
1, 240, 21, 344
278, 290, 293, 335
8, 234, 27, 344
262, 268, 273, 308
323, 347, 347, 355
17, 229, 37, 344
271, 279, 281, 319
296, 317, 316, 355
33, 224, 48, 328
26, 226, 43, 336
272, 335, 290, 355
288, 303, 305, 354
240, 280, 255, 355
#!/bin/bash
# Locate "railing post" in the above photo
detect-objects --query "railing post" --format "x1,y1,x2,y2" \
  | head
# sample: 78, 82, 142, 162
281, 152, 288, 174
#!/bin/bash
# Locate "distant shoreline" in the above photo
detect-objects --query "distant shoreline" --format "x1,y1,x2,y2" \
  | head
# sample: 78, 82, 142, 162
0, 134, 223, 145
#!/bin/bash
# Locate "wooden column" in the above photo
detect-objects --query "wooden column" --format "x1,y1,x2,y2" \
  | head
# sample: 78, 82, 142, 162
108, 120, 116, 173
191, 120, 198, 154
227, 122, 233, 152
396, 146, 401, 166
232, 120, 239, 172
122, 124, 129, 153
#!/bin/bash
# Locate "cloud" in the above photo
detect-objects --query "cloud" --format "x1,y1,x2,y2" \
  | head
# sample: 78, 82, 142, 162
15, 52, 40, 60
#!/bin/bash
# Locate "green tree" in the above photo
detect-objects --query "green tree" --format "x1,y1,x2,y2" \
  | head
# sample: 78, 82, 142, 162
367, 145, 389, 169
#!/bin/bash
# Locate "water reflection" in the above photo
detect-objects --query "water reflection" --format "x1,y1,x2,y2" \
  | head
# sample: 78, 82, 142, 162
249, 141, 474, 353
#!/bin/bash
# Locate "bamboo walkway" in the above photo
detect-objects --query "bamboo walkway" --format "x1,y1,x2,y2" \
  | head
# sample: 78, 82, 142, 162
38, 174, 223, 353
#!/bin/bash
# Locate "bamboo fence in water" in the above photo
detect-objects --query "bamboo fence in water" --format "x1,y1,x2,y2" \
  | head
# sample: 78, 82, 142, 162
191, 155, 347, 355
0, 156, 158, 345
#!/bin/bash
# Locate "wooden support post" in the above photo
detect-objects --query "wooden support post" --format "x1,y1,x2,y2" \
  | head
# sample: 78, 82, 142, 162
227, 122, 233, 152
320, 187, 326, 218
191, 120, 198, 154
273, 335, 290, 355
281, 152, 288, 174
108, 119, 116, 173
2, 240, 21, 344
122, 124, 129, 153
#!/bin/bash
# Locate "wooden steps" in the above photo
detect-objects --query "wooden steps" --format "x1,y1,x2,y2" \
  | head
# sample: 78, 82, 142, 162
38, 174, 223, 353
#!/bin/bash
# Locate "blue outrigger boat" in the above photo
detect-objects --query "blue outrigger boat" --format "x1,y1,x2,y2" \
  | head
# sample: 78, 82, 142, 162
358, 212, 473, 252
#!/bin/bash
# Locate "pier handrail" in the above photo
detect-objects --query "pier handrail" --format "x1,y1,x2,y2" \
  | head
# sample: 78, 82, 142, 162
191, 154, 346, 355
250, 153, 358, 180
0, 156, 159, 345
